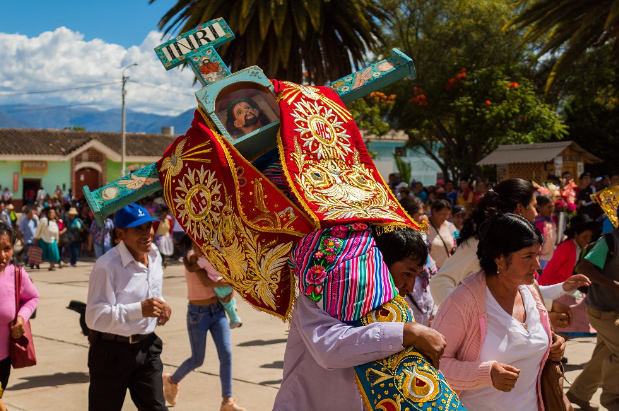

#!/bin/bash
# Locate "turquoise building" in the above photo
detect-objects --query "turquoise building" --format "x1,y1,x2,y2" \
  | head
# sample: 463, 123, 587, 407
365, 130, 441, 186
0, 128, 176, 208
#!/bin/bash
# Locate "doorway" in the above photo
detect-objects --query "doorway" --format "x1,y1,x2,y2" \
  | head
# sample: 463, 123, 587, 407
75, 168, 100, 197
22, 179, 41, 206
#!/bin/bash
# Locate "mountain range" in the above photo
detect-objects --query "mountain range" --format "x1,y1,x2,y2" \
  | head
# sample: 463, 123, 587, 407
0, 104, 194, 134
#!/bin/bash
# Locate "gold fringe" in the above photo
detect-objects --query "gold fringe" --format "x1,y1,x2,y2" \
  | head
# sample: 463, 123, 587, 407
372, 221, 428, 236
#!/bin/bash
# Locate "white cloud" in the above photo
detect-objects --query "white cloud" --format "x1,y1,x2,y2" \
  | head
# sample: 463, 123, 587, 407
0, 28, 199, 115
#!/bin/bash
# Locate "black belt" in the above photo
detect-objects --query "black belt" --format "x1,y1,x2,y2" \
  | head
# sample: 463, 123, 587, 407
98, 332, 153, 344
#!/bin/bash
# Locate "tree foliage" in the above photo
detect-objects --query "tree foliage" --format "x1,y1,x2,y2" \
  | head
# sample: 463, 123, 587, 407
151, 0, 389, 84
506, 0, 619, 92
558, 44, 619, 176
371, 0, 567, 181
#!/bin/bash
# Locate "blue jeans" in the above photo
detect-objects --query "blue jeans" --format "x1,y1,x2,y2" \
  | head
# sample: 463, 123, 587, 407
93, 242, 111, 259
70, 241, 81, 265
172, 302, 232, 397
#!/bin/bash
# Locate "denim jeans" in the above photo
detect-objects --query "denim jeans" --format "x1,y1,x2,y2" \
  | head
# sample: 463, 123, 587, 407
93, 242, 111, 259
70, 241, 81, 265
172, 302, 232, 397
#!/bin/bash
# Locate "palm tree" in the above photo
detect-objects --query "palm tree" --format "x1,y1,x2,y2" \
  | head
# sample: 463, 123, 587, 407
150, 0, 390, 85
506, 0, 619, 92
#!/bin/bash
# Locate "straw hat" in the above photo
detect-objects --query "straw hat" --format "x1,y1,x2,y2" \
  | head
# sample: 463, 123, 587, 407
68, 207, 79, 215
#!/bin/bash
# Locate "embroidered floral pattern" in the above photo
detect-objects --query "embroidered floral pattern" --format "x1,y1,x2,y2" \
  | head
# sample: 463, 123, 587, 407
301, 224, 369, 302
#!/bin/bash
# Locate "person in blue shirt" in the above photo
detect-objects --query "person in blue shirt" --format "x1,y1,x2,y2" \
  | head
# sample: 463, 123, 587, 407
17, 207, 39, 268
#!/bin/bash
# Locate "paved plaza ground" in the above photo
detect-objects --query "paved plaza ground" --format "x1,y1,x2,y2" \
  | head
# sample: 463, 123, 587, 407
2, 260, 605, 410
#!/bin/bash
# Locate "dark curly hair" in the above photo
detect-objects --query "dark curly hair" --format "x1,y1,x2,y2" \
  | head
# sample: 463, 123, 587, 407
372, 226, 428, 268
458, 178, 535, 245
477, 213, 543, 276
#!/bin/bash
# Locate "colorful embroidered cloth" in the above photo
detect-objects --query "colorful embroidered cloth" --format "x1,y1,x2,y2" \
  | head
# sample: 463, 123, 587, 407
273, 80, 422, 232
290, 224, 398, 322
354, 295, 466, 411
156, 110, 316, 320
592, 183, 619, 228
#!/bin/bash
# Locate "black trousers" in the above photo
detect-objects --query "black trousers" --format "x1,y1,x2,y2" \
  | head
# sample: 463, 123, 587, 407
88, 334, 168, 411
0, 356, 10, 398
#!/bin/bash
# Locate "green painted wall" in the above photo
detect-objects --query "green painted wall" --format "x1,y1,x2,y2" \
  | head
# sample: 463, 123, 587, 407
106, 159, 151, 183
0, 160, 72, 198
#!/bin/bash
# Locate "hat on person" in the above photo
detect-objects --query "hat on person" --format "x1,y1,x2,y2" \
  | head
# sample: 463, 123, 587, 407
452, 205, 466, 216
68, 207, 79, 215
565, 214, 600, 237
114, 203, 157, 229
436, 178, 445, 186
395, 182, 408, 190
6, 204, 14, 210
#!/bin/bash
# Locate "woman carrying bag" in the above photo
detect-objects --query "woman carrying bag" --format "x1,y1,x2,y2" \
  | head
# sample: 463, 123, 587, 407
0, 222, 39, 409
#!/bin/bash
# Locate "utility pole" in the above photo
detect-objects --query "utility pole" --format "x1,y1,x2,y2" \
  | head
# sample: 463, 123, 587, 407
121, 63, 138, 176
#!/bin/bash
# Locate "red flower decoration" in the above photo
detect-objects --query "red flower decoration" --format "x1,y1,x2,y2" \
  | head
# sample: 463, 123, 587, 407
485, 100, 492, 106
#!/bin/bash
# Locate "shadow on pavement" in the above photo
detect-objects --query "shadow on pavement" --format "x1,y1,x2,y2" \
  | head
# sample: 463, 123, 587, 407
565, 363, 585, 373
260, 361, 284, 369
260, 379, 283, 386
237, 338, 287, 347
9, 372, 90, 390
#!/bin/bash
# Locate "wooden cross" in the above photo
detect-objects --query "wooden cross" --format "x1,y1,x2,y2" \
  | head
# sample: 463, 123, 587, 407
154, 18, 235, 86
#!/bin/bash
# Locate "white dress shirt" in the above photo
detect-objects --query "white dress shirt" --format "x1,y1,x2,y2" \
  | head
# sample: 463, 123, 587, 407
86, 241, 164, 336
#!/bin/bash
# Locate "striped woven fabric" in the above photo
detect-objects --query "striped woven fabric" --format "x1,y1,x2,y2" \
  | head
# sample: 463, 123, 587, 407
290, 224, 398, 322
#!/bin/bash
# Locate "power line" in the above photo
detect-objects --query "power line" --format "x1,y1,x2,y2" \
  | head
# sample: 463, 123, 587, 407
0, 81, 122, 96
4, 100, 121, 112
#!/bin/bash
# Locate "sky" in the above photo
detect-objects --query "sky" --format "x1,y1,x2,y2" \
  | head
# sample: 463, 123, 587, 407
0, 0, 201, 116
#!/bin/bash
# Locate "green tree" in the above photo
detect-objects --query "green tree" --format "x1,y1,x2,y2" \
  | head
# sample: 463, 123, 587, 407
151, 0, 389, 84
374, 0, 566, 180
506, 0, 619, 92
556, 44, 619, 176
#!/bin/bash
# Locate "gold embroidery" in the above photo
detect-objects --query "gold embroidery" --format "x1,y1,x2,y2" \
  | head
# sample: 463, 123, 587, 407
592, 183, 619, 228
278, 81, 353, 122
291, 139, 405, 221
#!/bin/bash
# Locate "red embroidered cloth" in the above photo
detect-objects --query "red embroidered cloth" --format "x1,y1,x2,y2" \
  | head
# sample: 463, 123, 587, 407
157, 110, 315, 320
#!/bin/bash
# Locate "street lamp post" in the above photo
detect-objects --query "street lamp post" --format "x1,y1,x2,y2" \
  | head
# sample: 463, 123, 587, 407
121, 63, 138, 176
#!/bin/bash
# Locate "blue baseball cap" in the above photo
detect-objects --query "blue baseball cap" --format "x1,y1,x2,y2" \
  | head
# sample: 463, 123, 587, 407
115, 203, 158, 229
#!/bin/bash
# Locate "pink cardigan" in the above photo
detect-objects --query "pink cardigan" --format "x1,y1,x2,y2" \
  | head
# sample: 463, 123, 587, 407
432, 270, 551, 411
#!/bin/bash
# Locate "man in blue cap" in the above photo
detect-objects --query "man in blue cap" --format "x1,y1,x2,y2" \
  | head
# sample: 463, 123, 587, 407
85, 203, 172, 411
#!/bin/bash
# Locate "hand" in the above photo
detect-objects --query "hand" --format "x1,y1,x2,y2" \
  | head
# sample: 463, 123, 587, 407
403, 322, 446, 369
10, 316, 25, 339
157, 303, 172, 326
141, 298, 165, 318
220, 291, 233, 304
550, 300, 573, 329
548, 333, 566, 362
562, 274, 591, 292
491, 362, 520, 392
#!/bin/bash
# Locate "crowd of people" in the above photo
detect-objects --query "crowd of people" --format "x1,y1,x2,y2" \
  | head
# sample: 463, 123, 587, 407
1, 170, 619, 411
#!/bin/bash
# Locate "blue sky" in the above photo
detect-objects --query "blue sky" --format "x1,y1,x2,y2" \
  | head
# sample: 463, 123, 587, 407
0, 0, 199, 116
1, 0, 175, 48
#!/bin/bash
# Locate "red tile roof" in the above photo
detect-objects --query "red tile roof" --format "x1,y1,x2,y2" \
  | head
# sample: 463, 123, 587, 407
0, 128, 176, 157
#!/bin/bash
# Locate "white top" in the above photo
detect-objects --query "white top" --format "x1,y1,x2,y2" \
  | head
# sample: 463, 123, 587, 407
85, 241, 164, 336
459, 285, 549, 411
431, 238, 481, 305
34, 217, 59, 244
431, 237, 570, 310
427, 221, 456, 268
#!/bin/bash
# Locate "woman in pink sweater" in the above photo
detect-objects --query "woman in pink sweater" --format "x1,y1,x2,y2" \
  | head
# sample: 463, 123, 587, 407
432, 213, 566, 411
0, 222, 39, 410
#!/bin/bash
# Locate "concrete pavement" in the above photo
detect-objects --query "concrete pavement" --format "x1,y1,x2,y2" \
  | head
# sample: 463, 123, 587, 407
2, 260, 605, 410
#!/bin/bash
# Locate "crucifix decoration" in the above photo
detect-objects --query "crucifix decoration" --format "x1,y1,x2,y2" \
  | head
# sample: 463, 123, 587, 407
84, 17, 417, 227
